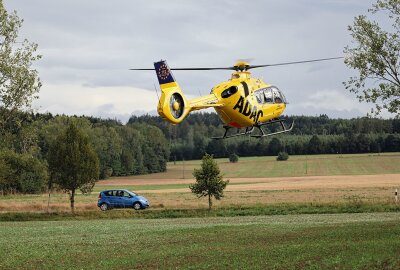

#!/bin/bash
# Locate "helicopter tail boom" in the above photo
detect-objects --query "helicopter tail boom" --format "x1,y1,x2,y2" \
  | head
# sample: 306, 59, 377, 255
188, 94, 222, 111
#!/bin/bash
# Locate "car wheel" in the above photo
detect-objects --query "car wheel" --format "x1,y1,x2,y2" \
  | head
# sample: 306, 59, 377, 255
100, 203, 109, 211
133, 202, 142, 210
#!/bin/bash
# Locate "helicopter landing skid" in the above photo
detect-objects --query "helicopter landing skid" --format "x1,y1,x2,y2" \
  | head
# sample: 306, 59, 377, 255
251, 119, 294, 138
211, 119, 294, 140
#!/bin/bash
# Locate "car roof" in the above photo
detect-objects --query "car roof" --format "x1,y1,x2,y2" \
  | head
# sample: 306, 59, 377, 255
101, 189, 131, 193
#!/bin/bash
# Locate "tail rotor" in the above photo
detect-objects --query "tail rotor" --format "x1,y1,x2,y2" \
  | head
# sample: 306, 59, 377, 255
169, 93, 185, 119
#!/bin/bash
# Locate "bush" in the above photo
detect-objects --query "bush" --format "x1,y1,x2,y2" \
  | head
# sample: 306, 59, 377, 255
277, 151, 289, 161
229, 153, 239, 163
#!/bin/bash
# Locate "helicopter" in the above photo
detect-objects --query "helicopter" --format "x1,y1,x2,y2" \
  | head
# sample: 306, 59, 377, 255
130, 57, 342, 139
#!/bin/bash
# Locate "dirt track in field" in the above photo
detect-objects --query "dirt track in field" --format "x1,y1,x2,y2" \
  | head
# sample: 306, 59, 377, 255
97, 174, 400, 193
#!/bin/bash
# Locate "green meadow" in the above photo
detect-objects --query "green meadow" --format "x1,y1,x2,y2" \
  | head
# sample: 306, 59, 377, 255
1, 153, 400, 269
126, 153, 400, 180
1, 213, 399, 269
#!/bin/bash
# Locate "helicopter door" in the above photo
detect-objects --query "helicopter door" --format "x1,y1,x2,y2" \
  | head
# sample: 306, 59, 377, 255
254, 88, 274, 119
271, 87, 285, 117
271, 87, 284, 104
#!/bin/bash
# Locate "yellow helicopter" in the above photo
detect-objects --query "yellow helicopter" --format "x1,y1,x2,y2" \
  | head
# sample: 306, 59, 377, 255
130, 57, 342, 139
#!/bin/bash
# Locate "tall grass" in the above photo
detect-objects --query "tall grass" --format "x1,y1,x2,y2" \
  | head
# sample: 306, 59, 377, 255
1, 212, 400, 269
1, 202, 399, 222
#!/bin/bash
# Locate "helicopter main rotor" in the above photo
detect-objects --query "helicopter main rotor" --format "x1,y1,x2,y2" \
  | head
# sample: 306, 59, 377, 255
129, 56, 343, 72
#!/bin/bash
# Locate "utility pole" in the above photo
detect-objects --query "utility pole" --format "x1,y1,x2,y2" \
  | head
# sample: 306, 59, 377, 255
305, 155, 308, 175
182, 158, 185, 179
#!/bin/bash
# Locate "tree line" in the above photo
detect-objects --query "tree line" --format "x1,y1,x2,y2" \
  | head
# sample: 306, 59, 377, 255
3, 111, 398, 195
128, 113, 400, 160
0, 112, 169, 194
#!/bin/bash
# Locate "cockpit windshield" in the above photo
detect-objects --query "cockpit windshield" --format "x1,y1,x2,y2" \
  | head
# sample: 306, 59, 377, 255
255, 86, 287, 104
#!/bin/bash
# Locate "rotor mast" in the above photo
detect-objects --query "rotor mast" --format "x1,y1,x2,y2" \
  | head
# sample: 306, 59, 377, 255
231, 61, 251, 80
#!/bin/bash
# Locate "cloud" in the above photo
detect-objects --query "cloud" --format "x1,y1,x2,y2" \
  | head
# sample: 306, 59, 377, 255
6, 0, 389, 121
34, 84, 157, 121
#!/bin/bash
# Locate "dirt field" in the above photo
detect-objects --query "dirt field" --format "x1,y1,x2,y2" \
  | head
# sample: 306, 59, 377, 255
1, 173, 399, 212
98, 174, 400, 193
89, 173, 400, 209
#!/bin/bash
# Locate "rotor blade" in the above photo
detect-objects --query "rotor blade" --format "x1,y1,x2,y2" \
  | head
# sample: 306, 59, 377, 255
129, 57, 344, 71
172, 67, 234, 70
247, 57, 343, 69
129, 68, 156, 70
129, 67, 234, 71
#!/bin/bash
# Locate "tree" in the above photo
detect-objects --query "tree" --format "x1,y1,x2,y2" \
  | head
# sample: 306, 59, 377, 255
90, 126, 122, 178
190, 154, 229, 210
268, 137, 282, 155
344, 0, 400, 117
229, 153, 239, 163
48, 123, 99, 212
277, 151, 289, 161
0, 1, 41, 131
308, 135, 323, 154
0, 149, 47, 194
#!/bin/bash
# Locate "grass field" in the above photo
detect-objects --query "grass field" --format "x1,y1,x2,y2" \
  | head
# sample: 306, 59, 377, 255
125, 152, 400, 179
1, 213, 400, 269
1, 153, 400, 269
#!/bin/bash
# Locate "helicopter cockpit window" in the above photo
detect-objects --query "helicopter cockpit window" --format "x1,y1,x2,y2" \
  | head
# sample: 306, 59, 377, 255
271, 87, 285, 104
255, 88, 273, 104
263, 88, 273, 103
255, 90, 263, 103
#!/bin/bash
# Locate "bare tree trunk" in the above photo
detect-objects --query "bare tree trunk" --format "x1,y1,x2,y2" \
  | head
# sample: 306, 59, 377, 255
70, 189, 75, 213
208, 194, 212, 210
47, 191, 51, 213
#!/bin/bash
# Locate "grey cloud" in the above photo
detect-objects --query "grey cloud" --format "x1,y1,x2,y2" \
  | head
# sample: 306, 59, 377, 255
5, 0, 384, 120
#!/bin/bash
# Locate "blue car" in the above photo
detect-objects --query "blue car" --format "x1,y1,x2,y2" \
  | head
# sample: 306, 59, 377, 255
97, 189, 149, 211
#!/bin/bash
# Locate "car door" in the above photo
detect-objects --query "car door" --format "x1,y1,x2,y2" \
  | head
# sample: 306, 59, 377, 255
113, 190, 126, 207
120, 191, 133, 208
108, 190, 121, 207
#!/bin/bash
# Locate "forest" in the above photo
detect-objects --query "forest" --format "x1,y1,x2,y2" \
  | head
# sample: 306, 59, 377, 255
128, 113, 400, 160
1, 111, 400, 194
0, 112, 169, 194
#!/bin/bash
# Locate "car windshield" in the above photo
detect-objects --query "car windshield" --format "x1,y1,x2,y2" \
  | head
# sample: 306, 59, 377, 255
126, 190, 137, 196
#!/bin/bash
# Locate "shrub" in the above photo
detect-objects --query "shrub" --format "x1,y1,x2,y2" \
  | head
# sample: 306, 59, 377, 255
277, 151, 289, 161
229, 153, 239, 163
0, 150, 48, 194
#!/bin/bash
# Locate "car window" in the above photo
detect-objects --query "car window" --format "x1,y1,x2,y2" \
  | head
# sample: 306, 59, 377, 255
104, 191, 113, 196
123, 191, 131, 197
115, 190, 124, 197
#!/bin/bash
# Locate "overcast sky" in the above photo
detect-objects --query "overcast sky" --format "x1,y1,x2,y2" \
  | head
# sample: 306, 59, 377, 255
5, 0, 386, 122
